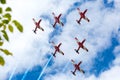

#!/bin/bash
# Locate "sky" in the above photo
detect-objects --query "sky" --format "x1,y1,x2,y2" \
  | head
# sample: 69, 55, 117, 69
0, 0, 120, 80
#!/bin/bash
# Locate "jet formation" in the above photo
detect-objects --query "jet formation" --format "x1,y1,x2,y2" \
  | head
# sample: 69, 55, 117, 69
52, 12, 64, 28
74, 37, 88, 54
51, 41, 64, 57
32, 8, 90, 76
71, 59, 85, 76
32, 18, 44, 34
76, 8, 90, 24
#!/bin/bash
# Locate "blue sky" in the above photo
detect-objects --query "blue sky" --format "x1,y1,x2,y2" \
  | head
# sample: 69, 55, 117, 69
0, 0, 120, 80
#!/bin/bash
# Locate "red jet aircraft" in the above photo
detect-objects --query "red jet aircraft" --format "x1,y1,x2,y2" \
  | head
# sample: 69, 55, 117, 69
74, 37, 88, 54
52, 12, 64, 28
32, 18, 44, 34
51, 42, 64, 57
76, 8, 90, 24
71, 59, 85, 76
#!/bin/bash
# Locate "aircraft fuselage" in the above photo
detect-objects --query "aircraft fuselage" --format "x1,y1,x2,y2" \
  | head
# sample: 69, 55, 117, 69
74, 64, 80, 71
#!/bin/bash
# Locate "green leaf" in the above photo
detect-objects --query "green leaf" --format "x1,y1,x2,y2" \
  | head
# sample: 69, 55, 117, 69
2, 19, 9, 24
0, 0, 6, 4
3, 13, 11, 21
0, 37, 2, 40
0, 56, 5, 66
1, 30, 9, 41
5, 7, 12, 12
0, 41, 3, 46
0, 23, 3, 27
0, 7, 2, 14
12, 20, 23, 32
0, 49, 12, 56
3, 25, 6, 30
0, 36, 2, 40
8, 24, 13, 33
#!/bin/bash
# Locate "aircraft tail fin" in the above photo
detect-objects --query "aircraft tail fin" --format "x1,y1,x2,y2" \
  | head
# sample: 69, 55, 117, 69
41, 28, 44, 31
52, 24, 56, 28
33, 30, 36, 34
87, 19, 90, 22
52, 53, 56, 57
76, 20, 80, 25
80, 69, 85, 74
40, 27, 44, 31
71, 71, 76, 76
60, 22, 64, 26
86, 48, 88, 52
61, 52, 64, 55
83, 47, 88, 52
74, 49, 79, 54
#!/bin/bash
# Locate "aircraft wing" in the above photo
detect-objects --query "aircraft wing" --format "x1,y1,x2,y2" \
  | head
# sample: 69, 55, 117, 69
50, 41, 55, 47
38, 19, 42, 25
53, 22, 56, 28
82, 39, 86, 44
53, 49, 57, 57
83, 9, 87, 14
32, 18, 36, 24
71, 59, 76, 65
75, 37, 79, 43
58, 43, 62, 48
77, 8, 80, 12
77, 46, 81, 51
71, 59, 75, 63
78, 61, 82, 66
58, 14, 62, 19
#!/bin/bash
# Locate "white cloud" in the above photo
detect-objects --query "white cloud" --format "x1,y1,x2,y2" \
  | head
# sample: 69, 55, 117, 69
113, 45, 120, 66
45, 0, 120, 72
114, 0, 120, 9
113, 56, 120, 66
0, 0, 120, 80
107, 0, 114, 3
44, 62, 120, 80
0, 0, 81, 80
43, 0, 120, 80
85, 66, 120, 80
99, 66, 120, 80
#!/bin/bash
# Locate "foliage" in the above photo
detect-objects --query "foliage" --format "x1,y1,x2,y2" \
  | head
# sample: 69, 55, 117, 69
0, 0, 23, 66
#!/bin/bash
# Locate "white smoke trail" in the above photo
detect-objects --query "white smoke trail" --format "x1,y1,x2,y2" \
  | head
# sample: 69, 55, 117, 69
8, 63, 18, 80
37, 55, 53, 80
62, 61, 70, 73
